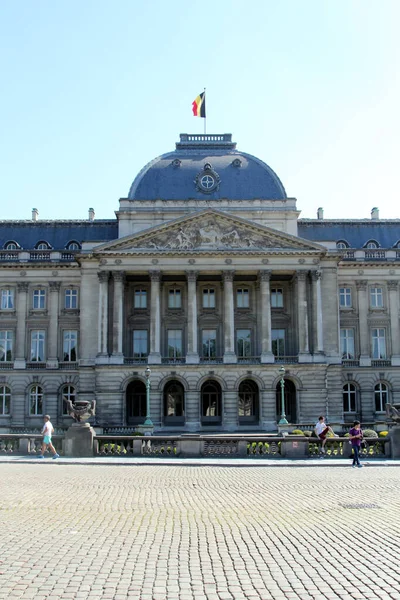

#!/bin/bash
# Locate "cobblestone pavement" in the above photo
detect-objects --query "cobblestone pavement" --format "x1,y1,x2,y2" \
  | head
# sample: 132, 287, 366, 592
1, 465, 400, 600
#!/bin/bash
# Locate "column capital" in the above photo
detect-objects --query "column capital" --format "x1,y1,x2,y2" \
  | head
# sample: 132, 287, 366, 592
17, 282, 29, 293
49, 281, 61, 292
98, 271, 109, 283
356, 280, 368, 291
258, 270, 272, 282
310, 270, 322, 281
113, 271, 126, 283
388, 280, 398, 291
185, 270, 199, 282
149, 270, 161, 282
222, 270, 235, 282
295, 271, 308, 282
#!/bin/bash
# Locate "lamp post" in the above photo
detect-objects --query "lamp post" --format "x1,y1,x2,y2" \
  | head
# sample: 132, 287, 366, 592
144, 366, 153, 428
278, 365, 288, 425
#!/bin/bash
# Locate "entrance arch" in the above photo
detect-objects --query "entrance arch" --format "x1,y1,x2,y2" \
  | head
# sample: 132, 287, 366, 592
126, 380, 146, 425
164, 380, 185, 426
275, 379, 297, 424
201, 381, 222, 426
238, 379, 259, 425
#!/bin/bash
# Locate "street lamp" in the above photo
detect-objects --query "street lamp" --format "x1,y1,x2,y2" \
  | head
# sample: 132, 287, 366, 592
143, 366, 153, 428
278, 365, 288, 425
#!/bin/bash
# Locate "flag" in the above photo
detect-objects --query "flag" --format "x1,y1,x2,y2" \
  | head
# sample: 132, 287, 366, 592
192, 92, 206, 118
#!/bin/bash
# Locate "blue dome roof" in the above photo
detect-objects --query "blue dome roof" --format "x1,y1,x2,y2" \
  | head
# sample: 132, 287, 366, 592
128, 134, 287, 201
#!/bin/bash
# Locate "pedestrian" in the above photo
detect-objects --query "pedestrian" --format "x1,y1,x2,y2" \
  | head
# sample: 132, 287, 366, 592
39, 415, 60, 459
314, 415, 338, 454
349, 420, 363, 468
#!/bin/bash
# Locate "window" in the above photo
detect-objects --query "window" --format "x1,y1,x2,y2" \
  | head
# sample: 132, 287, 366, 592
272, 329, 285, 357
372, 328, 386, 359
375, 383, 388, 412
67, 242, 80, 250
366, 241, 378, 249
36, 242, 49, 250
343, 383, 356, 413
336, 241, 348, 249
271, 289, 283, 308
202, 329, 216, 358
340, 329, 355, 359
168, 289, 181, 309
236, 288, 249, 308
0, 386, 11, 415
5, 242, 17, 250
126, 380, 147, 423
65, 289, 78, 309
33, 289, 46, 309
0, 331, 13, 362
238, 380, 259, 419
164, 381, 185, 419
339, 287, 352, 308
1, 289, 14, 310
30, 385, 43, 415
167, 330, 182, 359
202, 288, 215, 308
237, 329, 251, 358
63, 331, 78, 362
133, 330, 148, 358
62, 385, 76, 415
201, 381, 221, 419
134, 289, 147, 309
30, 330, 45, 362
370, 287, 383, 308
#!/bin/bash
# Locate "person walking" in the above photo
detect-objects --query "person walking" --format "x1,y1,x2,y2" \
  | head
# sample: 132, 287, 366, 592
38, 415, 59, 459
349, 420, 363, 468
314, 415, 337, 454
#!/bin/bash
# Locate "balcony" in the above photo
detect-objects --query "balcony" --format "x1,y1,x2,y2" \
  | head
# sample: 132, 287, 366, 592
124, 357, 148, 365
0, 362, 13, 370
26, 362, 46, 369
275, 356, 299, 364
342, 359, 360, 367
59, 362, 79, 370
237, 356, 261, 364
371, 359, 391, 367
161, 357, 186, 365
200, 357, 224, 364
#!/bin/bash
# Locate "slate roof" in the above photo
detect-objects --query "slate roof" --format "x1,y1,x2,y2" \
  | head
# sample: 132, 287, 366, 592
0, 221, 118, 250
128, 134, 287, 201
298, 220, 400, 248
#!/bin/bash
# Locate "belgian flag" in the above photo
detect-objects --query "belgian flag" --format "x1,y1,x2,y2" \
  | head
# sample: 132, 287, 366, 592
192, 92, 206, 118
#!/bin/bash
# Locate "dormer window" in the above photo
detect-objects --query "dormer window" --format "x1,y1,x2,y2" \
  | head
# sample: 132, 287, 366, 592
36, 242, 50, 250
336, 241, 348, 249
4, 241, 19, 250
365, 240, 378, 249
66, 241, 80, 251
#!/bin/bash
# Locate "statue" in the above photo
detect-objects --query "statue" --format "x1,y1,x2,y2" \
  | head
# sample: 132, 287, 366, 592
385, 403, 400, 423
64, 399, 96, 423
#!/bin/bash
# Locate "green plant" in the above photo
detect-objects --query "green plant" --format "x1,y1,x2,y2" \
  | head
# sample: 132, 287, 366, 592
303, 430, 313, 437
379, 431, 389, 437
291, 429, 304, 435
363, 429, 378, 438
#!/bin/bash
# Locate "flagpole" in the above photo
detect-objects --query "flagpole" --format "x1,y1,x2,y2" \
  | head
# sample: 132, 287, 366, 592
204, 87, 206, 135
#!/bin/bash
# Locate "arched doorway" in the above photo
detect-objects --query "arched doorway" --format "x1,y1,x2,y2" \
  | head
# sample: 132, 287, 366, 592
164, 380, 185, 426
238, 380, 259, 425
201, 381, 222, 426
275, 379, 297, 424
126, 380, 146, 425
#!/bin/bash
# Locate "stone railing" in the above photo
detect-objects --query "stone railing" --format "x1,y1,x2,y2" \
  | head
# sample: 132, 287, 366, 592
0, 434, 64, 455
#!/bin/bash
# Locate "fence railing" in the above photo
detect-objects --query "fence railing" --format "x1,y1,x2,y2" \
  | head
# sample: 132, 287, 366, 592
0, 434, 64, 455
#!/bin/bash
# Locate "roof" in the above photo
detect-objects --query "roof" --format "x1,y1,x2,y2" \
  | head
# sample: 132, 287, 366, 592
128, 134, 287, 201
298, 220, 400, 248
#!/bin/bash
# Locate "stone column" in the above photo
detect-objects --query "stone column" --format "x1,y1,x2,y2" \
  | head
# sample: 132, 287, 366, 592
311, 270, 324, 358
356, 280, 371, 367
388, 281, 400, 366
47, 281, 61, 369
185, 390, 201, 431
148, 270, 161, 364
223, 391, 238, 431
14, 282, 29, 369
97, 271, 109, 359
296, 271, 311, 362
222, 271, 237, 363
186, 271, 199, 364
110, 271, 125, 364
259, 270, 274, 363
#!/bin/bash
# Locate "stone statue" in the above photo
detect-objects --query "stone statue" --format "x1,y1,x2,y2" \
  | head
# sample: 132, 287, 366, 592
385, 403, 400, 423
65, 399, 96, 423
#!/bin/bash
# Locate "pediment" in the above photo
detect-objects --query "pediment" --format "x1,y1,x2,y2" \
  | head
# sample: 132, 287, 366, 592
94, 210, 325, 254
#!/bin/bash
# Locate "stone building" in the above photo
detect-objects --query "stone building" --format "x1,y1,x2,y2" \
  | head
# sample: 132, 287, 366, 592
0, 133, 399, 432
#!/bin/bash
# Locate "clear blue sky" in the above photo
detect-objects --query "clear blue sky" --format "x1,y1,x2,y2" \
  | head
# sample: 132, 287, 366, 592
1, 0, 399, 220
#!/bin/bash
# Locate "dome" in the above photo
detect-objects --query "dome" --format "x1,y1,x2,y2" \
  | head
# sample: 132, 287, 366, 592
128, 134, 287, 201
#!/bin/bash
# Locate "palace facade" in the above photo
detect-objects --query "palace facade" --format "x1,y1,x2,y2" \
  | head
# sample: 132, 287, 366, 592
1, 133, 399, 432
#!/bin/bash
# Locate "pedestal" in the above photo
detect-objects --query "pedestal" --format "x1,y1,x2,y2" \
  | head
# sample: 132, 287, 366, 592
65, 423, 95, 457
136, 424, 154, 436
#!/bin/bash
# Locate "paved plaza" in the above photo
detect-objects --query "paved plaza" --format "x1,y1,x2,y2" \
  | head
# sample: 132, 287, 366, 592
0, 464, 400, 600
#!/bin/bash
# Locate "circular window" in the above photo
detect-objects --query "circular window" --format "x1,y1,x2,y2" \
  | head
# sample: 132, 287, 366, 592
200, 174, 215, 190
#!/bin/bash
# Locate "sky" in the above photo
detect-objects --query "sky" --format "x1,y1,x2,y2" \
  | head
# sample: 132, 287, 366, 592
1, 0, 400, 221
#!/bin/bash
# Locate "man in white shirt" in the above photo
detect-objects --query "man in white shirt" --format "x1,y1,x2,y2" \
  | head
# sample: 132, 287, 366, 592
314, 415, 337, 454
39, 415, 59, 459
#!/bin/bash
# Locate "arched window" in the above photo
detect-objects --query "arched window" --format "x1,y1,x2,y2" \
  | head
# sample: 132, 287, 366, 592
126, 380, 146, 425
336, 241, 348, 249
29, 385, 43, 415
238, 380, 259, 423
36, 242, 50, 250
201, 381, 222, 425
62, 385, 76, 415
164, 381, 185, 424
365, 241, 378, 249
375, 383, 388, 413
5, 242, 18, 250
343, 383, 356, 413
67, 241, 80, 251
0, 386, 11, 415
